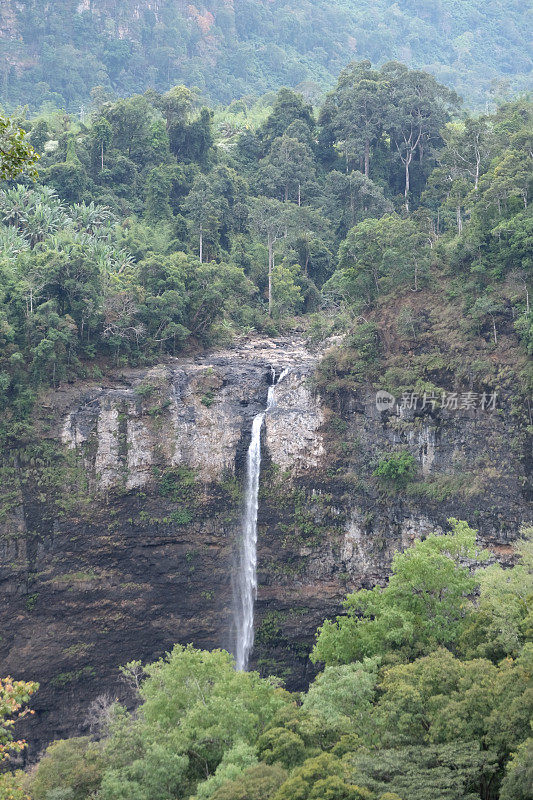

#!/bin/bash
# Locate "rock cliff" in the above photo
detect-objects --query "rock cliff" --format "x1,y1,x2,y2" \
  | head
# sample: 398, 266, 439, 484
0, 336, 530, 757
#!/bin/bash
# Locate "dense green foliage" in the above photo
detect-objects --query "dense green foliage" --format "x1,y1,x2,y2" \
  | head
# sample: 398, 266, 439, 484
0, 116, 39, 181
0, 0, 531, 110
312, 519, 490, 665
1, 63, 531, 453
15, 524, 533, 800
374, 451, 417, 488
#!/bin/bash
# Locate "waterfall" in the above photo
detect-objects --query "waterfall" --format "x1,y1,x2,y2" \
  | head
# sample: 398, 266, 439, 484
233, 367, 289, 671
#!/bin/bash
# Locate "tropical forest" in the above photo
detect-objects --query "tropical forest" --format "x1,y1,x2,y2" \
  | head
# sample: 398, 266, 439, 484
0, 2, 531, 800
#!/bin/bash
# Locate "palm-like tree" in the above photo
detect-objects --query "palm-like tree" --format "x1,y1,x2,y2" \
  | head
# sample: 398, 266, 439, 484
24, 203, 70, 247
1, 185, 70, 245
70, 201, 115, 236
1, 184, 31, 228
0, 224, 30, 259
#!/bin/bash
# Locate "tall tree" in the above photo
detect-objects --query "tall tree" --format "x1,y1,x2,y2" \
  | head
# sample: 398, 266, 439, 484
98, 95, 155, 165
183, 176, 220, 263
444, 117, 496, 192
144, 165, 173, 223
320, 60, 384, 177
258, 134, 315, 204
259, 88, 315, 151
381, 62, 460, 210
249, 197, 289, 315
322, 170, 393, 238
160, 85, 194, 130
92, 117, 112, 171
427, 118, 496, 232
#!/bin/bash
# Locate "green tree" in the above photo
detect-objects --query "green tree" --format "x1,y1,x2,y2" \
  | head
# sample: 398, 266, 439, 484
98, 646, 290, 800
169, 107, 213, 167
426, 117, 496, 234
500, 737, 533, 800
249, 197, 290, 315
259, 89, 314, 150
183, 175, 221, 262
210, 763, 287, 800
184, 260, 254, 342
381, 62, 460, 210
258, 134, 315, 204
320, 60, 384, 177
28, 119, 49, 154
29, 737, 104, 800
459, 526, 533, 661
367, 644, 533, 800
324, 214, 430, 307
161, 85, 194, 130
99, 96, 156, 165
144, 165, 173, 223
209, 165, 250, 242
482, 147, 532, 213
322, 171, 392, 239
271, 260, 304, 319
193, 742, 258, 800
272, 753, 371, 800
347, 742, 497, 800
312, 520, 487, 665
302, 659, 379, 731
0, 115, 39, 180
93, 117, 112, 171
256, 727, 307, 770
442, 117, 496, 193
44, 162, 88, 203
374, 451, 417, 488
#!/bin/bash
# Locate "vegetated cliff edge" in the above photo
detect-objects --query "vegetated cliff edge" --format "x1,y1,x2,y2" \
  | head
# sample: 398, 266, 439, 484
0, 335, 530, 757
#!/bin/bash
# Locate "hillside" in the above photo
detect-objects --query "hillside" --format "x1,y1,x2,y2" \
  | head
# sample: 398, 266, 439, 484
0, 41, 532, 800
0, 0, 531, 110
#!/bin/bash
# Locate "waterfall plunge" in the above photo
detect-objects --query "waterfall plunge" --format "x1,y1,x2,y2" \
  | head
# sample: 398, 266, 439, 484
233, 367, 289, 671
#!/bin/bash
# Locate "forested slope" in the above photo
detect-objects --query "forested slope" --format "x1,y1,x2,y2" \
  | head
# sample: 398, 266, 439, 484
0, 0, 531, 110
0, 55, 531, 800
0, 62, 530, 421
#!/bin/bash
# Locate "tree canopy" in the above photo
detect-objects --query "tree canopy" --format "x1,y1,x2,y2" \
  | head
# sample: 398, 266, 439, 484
1, 0, 531, 110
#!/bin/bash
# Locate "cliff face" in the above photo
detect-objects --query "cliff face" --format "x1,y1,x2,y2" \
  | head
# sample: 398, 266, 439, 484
0, 337, 530, 756
0, 0, 207, 45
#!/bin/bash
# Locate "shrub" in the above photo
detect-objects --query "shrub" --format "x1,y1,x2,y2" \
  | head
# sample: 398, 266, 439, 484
29, 738, 104, 800
201, 391, 215, 407
373, 451, 417, 487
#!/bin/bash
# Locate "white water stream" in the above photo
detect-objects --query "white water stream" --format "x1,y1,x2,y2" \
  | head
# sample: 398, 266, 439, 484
233, 367, 289, 671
